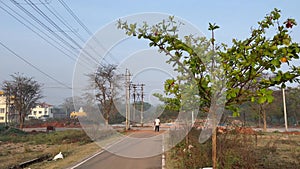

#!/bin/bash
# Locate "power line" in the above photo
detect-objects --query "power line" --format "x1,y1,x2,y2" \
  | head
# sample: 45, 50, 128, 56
3, 0, 123, 82
12, 0, 120, 70
10, 0, 76, 51
24, 0, 99, 65
16, 0, 52, 5
8, 0, 95, 69
0, 41, 72, 89
0, 1, 94, 71
40, 0, 113, 67
57, 0, 120, 65
0, 1, 76, 62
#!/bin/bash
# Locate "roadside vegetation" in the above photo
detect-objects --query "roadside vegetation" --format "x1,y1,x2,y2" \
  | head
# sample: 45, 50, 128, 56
0, 125, 96, 169
165, 128, 300, 169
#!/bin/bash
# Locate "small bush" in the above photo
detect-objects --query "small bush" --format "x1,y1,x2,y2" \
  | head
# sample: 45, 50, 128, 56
0, 125, 27, 136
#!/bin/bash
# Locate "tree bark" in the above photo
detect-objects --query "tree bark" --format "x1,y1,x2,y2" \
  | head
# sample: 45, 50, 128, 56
19, 112, 23, 129
105, 118, 109, 126
262, 106, 267, 132
212, 106, 217, 169
212, 127, 217, 169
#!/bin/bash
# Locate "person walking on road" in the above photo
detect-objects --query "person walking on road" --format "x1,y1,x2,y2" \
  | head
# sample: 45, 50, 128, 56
154, 117, 160, 132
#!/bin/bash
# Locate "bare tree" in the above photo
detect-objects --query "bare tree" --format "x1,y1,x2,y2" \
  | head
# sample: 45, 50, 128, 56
60, 96, 80, 117
88, 64, 122, 125
2, 73, 43, 128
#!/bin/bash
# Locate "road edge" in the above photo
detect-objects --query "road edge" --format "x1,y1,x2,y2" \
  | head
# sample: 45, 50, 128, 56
162, 133, 166, 169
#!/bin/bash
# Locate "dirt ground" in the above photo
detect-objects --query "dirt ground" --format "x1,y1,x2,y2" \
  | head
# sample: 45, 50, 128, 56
0, 122, 98, 169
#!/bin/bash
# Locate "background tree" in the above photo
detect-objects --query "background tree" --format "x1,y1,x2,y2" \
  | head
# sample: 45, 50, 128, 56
239, 86, 300, 127
1, 73, 43, 128
265, 89, 285, 125
87, 64, 122, 125
60, 96, 76, 118
118, 8, 300, 168
284, 86, 300, 126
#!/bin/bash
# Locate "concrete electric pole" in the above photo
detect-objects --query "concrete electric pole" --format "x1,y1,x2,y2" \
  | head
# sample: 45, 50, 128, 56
140, 84, 145, 127
125, 69, 131, 130
282, 88, 288, 131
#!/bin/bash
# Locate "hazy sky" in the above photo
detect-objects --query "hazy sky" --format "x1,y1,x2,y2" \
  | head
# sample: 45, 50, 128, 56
1, 0, 300, 106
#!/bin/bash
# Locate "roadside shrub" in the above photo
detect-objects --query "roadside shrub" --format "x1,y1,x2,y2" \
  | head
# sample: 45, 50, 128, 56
217, 133, 257, 169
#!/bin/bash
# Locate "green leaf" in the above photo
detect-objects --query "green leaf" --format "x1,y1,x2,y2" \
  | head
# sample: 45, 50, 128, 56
271, 59, 280, 68
266, 95, 274, 103
208, 23, 220, 31
233, 111, 240, 117
258, 97, 267, 104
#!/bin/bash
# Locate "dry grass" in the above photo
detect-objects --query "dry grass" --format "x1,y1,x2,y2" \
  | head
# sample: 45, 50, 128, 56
0, 142, 51, 168
165, 128, 300, 169
0, 142, 100, 169
0, 128, 99, 169
28, 142, 100, 169
255, 133, 300, 168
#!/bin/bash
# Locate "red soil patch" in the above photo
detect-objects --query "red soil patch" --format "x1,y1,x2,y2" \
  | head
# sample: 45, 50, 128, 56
282, 131, 300, 135
217, 126, 256, 135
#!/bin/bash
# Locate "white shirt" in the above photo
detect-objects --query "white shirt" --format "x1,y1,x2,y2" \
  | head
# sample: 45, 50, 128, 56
154, 118, 160, 126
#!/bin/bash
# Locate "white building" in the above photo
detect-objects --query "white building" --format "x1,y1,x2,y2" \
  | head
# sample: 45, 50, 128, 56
0, 91, 15, 123
0, 91, 7, 123
0, 90, 53, 123
29, 102, 54, 119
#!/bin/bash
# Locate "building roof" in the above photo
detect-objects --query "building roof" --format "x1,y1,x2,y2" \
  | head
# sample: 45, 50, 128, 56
36, 102, 53, 108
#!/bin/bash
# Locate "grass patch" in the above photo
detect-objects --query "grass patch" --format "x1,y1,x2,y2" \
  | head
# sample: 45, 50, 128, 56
0, 128, 94, 169
28, 142, 100, 169
0, 128, 91, 145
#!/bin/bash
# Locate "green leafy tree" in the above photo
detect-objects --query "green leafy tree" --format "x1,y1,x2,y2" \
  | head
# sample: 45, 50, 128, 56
1, 73, 43, 129
118, 8, 300, 168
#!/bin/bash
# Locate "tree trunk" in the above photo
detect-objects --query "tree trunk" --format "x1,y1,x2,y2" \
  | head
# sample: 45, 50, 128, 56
262, 108, 267, 132
212, 107, 217, 169
185, 124, 189, 145
105, 118, 109, 126
212, 127, 217, 169
5, 112, 8, 126
258, 110, 261, 128
19, 112, 23, 129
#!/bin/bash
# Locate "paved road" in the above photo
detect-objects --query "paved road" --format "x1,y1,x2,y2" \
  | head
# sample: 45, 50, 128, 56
71, 131, 163, 169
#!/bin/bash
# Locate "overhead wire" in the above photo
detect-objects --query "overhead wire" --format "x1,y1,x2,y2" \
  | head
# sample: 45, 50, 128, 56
0, 41, 72, 89
39, 0, 110, 67
15, 0, 124, 75
0, 1, 97, 89
8, 0, 94, 70
0, 1, 76, 63
3, 0, 128, 89
57, 0, 121, 66
1, 1, 93, 71
10, 0, 77, 52
25, 0, 100, 65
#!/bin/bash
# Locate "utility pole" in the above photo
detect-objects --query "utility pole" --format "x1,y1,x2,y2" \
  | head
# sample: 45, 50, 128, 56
282, 88, 288, 131
125, 69, 131, 130
132, 84, 137, 122
130, 83, 145, 127
140, 83, 145, 127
